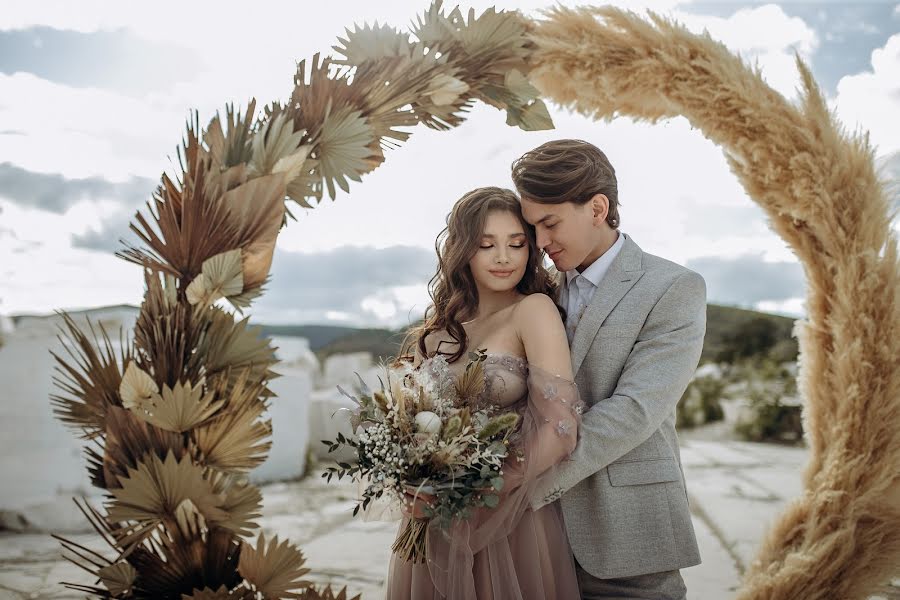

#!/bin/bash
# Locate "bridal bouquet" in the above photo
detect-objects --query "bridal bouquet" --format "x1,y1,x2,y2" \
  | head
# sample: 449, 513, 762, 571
322, 350, 520, 563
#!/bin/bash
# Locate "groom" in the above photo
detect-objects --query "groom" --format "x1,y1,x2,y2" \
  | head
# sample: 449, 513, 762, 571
512, 139, 705, 600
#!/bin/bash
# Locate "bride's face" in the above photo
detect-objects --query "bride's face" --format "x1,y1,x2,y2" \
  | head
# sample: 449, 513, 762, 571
468, 210, 529, 293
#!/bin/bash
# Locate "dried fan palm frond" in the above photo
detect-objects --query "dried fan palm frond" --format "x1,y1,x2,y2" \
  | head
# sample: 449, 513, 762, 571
456, 6, 529, 63
106, 451, 231, 542
119, 119, 241, 278
247, 112, 310, 181
135, 271, 208, 387
205, 101, 257, 172
195, 308, 278, 393
98, 560, 138, 596
238, 533, 312, 599
227, 282, 266, 314
412, 0, 464, 51
186, 249, 244, 307
50, 314, 132, 439
209, 471, 263, 538
183, 585, 255, 599
193, 391, 271, 474
102, 406, 186, 489
314, 105, 379, 200
218, 173, 287, 292
333, 22, 413, 66
129, 379, 224, 434
122, 526, 242, 597
119, 361, 159, 410
299, 585, 361, 600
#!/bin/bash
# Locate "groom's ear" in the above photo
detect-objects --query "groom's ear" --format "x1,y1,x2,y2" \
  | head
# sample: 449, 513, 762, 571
590, 193, 610, 226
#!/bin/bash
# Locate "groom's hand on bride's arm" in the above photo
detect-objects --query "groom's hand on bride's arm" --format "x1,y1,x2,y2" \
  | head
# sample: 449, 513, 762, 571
530, 271, 707, 509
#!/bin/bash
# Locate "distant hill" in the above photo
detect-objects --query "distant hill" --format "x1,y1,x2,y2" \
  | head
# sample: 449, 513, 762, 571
258, 324, 367, 350
260, 303, 801, 366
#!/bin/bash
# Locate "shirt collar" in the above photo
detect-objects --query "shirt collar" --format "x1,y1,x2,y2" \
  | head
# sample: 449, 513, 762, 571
565, 231, 626, 288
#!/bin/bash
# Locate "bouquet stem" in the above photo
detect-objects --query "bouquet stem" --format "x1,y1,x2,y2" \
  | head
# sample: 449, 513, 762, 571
392, 517, 430, 564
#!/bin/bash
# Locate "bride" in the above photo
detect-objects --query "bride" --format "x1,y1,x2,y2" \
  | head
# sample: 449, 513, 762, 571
387, 186, 583, 599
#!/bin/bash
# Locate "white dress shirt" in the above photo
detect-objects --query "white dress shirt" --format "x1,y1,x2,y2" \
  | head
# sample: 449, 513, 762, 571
560, 232, 626, 343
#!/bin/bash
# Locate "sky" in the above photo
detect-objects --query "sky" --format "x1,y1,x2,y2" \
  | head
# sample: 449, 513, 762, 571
0, 0, 898, 328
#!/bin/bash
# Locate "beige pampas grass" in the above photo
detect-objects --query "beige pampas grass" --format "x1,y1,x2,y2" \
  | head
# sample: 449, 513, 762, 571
527, 6, 900, 599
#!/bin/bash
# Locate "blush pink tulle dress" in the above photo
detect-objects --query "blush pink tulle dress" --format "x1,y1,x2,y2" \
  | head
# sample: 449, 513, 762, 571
386, 353, 585, 600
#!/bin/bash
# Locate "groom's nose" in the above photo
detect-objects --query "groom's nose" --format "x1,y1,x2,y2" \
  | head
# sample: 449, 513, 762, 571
536, 228, 551, 250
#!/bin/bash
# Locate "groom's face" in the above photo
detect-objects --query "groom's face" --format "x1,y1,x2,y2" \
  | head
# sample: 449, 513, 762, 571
520, 196, 600, 273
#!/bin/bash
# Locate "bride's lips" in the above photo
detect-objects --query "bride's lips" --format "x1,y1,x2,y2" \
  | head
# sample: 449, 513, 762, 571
488, 269, 515, 278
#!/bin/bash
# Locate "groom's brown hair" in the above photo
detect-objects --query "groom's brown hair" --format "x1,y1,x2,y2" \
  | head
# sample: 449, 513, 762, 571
511, 139, 620, 228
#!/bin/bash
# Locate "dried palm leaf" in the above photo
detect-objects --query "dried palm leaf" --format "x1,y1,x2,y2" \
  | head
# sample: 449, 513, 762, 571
425, 73, 470, 106
131, 379, 224, 434
299, 585, 361, 600
135, 271, 208, 387
247, 112, 310, 182
119, 361, 160, 410
227, 282, 266, 314
412, 0, 463, 50
103, 406, 185, 490
186, 249, 244, 307
332, 22, 412, 66
119, 119, 241, 278
50, 314, 131, 439
106, 451, 228, 539
238, 533, 312, 599
210, 471, 263, 538
183, 585, 252, 599
193, 398, 271, 474
455, 358, 486, 402
124, 527, 242, 597
218, 173, 286, 291
98, 560, 138, 596
314, 105, 378, 200
205, 101, 256, 172
195, 308, 278, 393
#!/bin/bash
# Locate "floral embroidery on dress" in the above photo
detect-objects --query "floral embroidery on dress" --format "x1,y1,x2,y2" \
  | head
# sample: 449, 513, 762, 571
556, 419, 574, 436
542, 382, 559, 401
483, 353, 528, 375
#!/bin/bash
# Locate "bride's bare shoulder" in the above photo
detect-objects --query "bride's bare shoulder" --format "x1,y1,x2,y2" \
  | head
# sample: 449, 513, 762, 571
514, 293, 562, 321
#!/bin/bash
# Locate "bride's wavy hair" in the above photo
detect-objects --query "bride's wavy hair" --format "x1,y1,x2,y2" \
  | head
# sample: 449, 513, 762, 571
402, 186, 560, 364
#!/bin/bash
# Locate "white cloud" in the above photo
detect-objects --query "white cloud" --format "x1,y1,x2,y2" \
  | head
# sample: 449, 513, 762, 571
756, 298, 805, 317
832, 33, 900, 155
0, 199, 143, 315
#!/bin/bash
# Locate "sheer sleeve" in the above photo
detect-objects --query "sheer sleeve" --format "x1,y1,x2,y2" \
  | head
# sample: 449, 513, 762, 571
423, 363, 585, 598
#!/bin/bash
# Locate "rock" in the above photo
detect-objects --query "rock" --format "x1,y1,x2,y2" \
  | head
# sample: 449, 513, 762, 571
0, 510, 29, 533
251, 365, 314, 483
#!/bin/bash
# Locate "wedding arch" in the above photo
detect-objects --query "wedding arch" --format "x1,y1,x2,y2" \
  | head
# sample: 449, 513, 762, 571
50, 3, 899, 599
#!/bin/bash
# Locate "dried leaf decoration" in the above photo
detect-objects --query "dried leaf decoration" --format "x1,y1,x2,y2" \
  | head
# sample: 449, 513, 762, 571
107, 451, 224, 524
50, 314, 131, 438
119, 361, 160, 411
98, 561, 138, 596
238, 533, 312, 599
315, 106, 377, 200
130, 378, 224, 433
186, 249, 244, 306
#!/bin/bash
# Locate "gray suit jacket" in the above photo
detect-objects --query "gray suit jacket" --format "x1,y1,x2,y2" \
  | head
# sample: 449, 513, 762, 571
531, 234, 704, 579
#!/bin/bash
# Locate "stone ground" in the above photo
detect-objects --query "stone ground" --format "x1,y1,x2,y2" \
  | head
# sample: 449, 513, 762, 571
2, 428, 899, 599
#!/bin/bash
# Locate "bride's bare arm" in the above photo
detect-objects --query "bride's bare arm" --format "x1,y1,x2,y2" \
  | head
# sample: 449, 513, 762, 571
508, 294, 583, 479
515, 293, 573, 380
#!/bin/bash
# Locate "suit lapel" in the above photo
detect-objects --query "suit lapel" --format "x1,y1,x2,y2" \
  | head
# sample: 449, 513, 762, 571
571, 236, 645, 376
